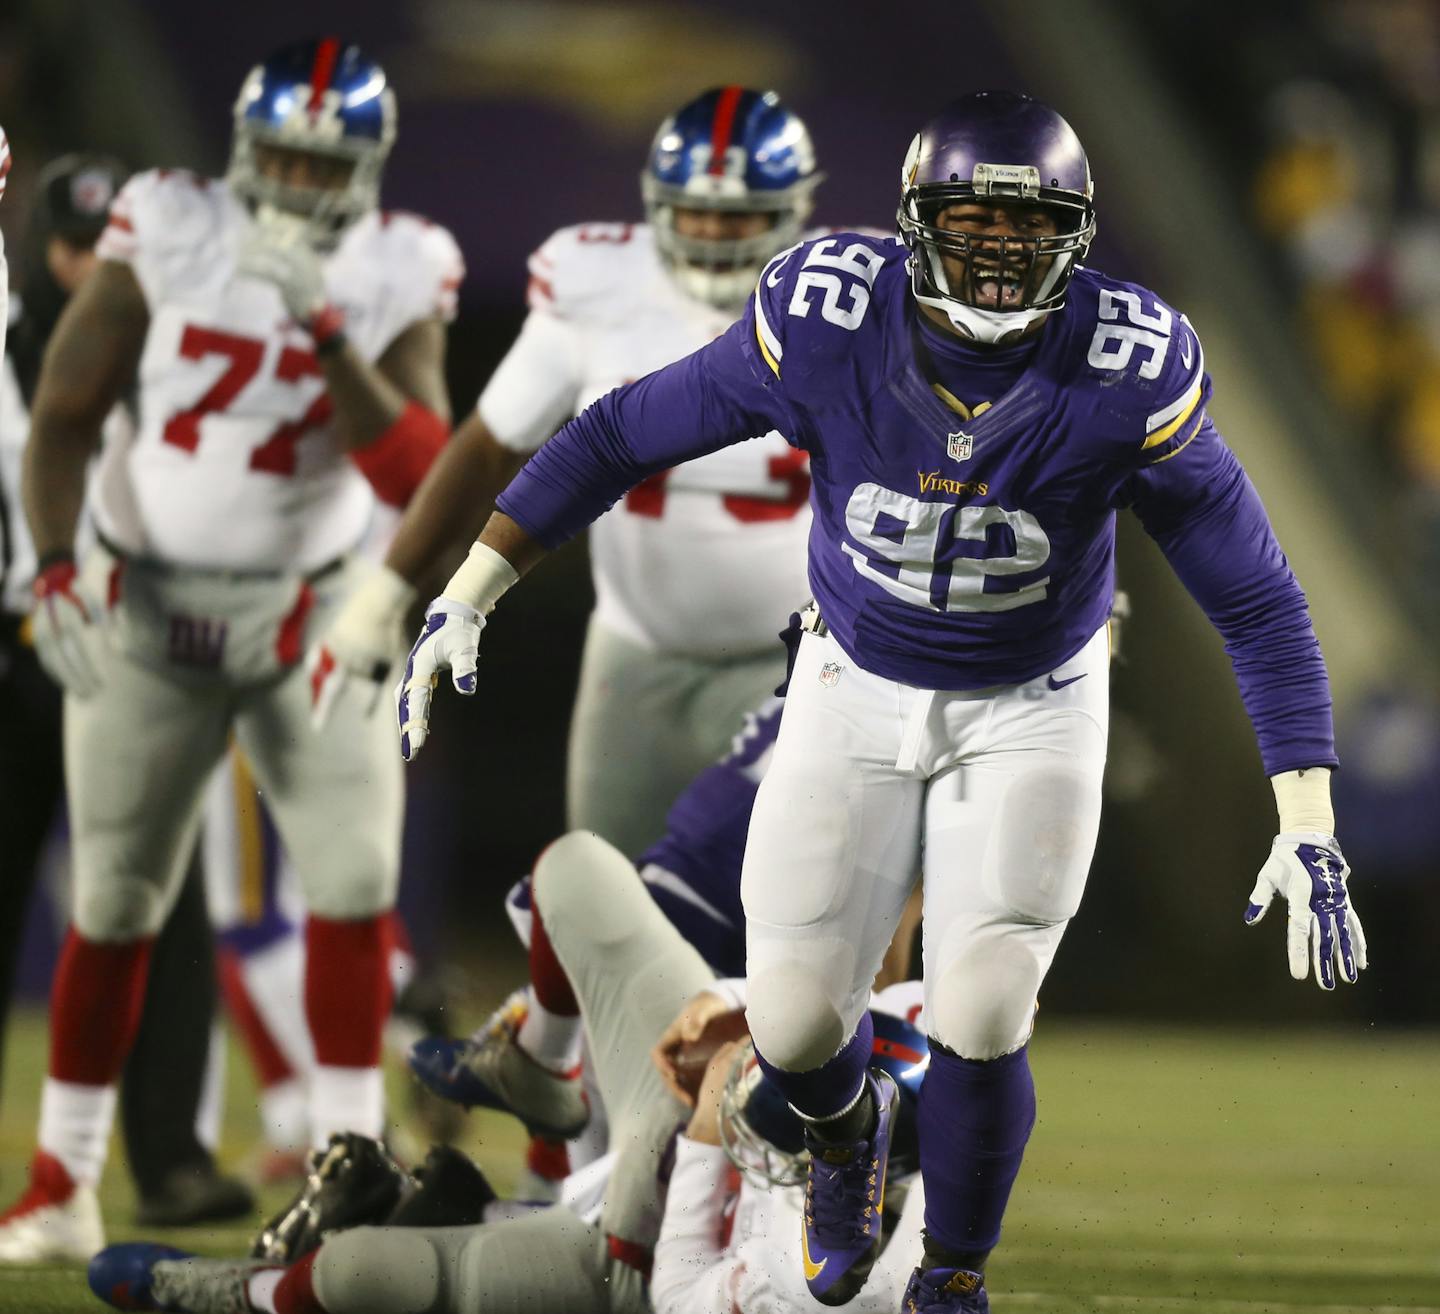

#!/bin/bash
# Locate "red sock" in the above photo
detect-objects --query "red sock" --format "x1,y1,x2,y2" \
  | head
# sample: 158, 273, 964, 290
217, 947, 295, 1088
305, 915, 392, 1067
49, 928, 153, 1085
273, 1251, 323, 1313
529, 902, 578, 1016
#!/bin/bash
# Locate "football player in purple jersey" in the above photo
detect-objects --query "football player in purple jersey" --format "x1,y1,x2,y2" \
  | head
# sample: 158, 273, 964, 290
398, 92, 1366, 1312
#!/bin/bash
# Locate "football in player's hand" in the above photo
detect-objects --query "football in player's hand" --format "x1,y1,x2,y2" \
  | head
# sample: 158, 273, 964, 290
667, 1008, 750, 1102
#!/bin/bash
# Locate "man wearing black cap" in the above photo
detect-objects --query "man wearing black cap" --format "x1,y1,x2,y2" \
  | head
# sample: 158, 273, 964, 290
0, 152, 252, 1227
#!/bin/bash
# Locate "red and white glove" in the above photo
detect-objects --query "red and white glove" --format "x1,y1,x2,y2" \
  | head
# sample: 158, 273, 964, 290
305, 564, 417, 731
30, 555, 106, 697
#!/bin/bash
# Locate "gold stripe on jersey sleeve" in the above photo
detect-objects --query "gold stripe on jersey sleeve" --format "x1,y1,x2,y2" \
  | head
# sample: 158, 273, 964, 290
755, 317, 781, 378
1144, 412, 1204, 466
1141, 381, 1202, 450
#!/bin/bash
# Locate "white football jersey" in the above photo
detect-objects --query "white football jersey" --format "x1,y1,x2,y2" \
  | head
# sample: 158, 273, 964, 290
479, 223, 812, 659
92, 170, 463, 572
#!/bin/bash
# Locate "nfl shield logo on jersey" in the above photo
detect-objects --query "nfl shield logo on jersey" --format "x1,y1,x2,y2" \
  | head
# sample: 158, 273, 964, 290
947, 430, 973, 462
819, 660, 844, 687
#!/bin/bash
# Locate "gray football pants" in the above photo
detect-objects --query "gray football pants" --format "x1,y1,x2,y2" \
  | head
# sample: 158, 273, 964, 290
313, 830, 714, 1314
566, 616, 786, 858
66, 550, 403, 940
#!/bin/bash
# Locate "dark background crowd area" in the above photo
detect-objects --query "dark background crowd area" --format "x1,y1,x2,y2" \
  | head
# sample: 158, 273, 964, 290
1, 0, 1436, 1025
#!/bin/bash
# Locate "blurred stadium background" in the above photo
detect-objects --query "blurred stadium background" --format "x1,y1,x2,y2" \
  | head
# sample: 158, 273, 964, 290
0, 0, 1437, 1308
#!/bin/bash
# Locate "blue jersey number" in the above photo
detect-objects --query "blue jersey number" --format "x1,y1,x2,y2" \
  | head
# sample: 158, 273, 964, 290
1086, 288, 1172, 380
788, 241, 886, 330
841, 483, 1051, 612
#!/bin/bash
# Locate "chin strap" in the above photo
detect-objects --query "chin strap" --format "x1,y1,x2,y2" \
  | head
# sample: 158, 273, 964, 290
920, 295, 1051, 345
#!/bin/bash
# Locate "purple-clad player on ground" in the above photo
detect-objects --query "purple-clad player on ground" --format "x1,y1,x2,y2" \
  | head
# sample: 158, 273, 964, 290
397, 92, 1367, 1312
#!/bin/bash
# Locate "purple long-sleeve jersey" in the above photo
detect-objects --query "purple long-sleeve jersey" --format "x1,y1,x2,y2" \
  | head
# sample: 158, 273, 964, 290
498, 233, 1334, 775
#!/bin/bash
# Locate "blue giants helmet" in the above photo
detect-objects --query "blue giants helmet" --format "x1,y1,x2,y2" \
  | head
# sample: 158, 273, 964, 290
641, 86, 823, 309
227, 38, 397, 236
896, 91, 1096, 344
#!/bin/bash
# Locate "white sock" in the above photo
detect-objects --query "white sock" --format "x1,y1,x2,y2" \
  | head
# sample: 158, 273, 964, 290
38, 1080, 116, 1187
261, 1077, 310, 1153
517, 990, 583, 1073
309, 1065, 385, 1146
245, 1267, 285, 1313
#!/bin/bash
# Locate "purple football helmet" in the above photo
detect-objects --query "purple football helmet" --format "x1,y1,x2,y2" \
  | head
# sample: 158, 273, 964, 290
228, 37, 396, 237
897, 90, 1096, 343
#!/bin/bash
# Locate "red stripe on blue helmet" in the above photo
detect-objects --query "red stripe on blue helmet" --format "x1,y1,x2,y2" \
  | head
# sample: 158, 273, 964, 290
307, 37, 342, 115
706, 85, 745, 176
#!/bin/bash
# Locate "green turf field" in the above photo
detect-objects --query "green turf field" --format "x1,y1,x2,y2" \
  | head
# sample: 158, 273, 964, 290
0, 1010, 1435, 1312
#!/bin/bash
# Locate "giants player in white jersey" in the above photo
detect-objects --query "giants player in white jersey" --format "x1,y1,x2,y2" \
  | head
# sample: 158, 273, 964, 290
315, 86, 821, 859
2, 40, 462, 1261
88, 829, 929, 1314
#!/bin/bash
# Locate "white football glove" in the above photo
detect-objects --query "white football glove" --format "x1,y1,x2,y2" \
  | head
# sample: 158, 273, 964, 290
1245, 833, 1368, 990
236, 207, 328, 323
30, 558, 107, 698
305, 565, 418, 731
395, 597, 484, 762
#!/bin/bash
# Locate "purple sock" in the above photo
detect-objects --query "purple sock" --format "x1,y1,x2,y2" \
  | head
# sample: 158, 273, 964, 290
919, 1042, 1036, 1255
754, 1011, 874, 1120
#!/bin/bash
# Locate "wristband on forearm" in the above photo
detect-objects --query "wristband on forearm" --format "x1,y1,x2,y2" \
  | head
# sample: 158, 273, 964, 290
1270, 767, 1335, 834
442, 541, 519, 614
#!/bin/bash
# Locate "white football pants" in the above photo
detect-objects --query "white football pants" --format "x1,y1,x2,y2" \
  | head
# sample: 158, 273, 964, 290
743, 624, 1109, 1064
565, 615, 787, 858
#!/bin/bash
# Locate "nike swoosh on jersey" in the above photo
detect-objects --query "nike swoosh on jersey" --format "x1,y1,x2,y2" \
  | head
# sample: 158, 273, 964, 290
1047, 673, 1087, 691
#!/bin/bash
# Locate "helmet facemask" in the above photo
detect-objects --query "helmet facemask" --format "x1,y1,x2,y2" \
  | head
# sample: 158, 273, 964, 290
718, 1042, 809, 1190
899, 158, 1096, 344
643, 172, 821, 311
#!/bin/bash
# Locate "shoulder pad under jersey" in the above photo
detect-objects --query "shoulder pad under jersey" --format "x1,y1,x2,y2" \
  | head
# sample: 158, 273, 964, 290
1067, 268, 1211, 462
524, 221, 656, 320
96, 168, 226, 269
749, 230, 907, 401
363, 210, 466, 323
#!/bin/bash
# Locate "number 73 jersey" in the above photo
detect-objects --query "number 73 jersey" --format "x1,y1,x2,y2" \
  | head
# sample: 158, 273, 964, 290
92, 169, 463, 573
500, 230, 1302, 695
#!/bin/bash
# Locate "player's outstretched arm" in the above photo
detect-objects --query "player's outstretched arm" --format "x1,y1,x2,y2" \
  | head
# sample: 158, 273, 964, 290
305, 413, 525, 730
1245, 767, 1367, 990
395, 511, 545, 761
22, 259, 149, 697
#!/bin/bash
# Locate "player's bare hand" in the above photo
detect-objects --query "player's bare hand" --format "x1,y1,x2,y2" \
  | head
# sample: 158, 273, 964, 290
685, 1039, 745, 1146
1245, 832, 1368, 990
395, 596, 483, 762
307, 566, 416, 731
30, 557, 107, 698
651, 989, 733, 1106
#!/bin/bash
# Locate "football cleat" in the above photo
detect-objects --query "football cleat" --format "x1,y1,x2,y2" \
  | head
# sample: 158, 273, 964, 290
383, 1145, 495, 1228
407, 991, 589, 1139
0, 1151, 103, 1263
89, 1243, 265, 1313
250, 1133, 411, 1263
799, 1070, 899, 1306
900, 1264, 990, 1313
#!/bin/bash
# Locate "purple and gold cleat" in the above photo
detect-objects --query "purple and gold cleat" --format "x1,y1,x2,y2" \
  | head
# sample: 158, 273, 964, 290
800, 1069, 899, 1306
900, 1264, 990, 1313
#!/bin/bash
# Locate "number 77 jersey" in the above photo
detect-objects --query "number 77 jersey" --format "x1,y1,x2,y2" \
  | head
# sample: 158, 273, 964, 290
501, 226, 1327, 731
92, 168, 462, 573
